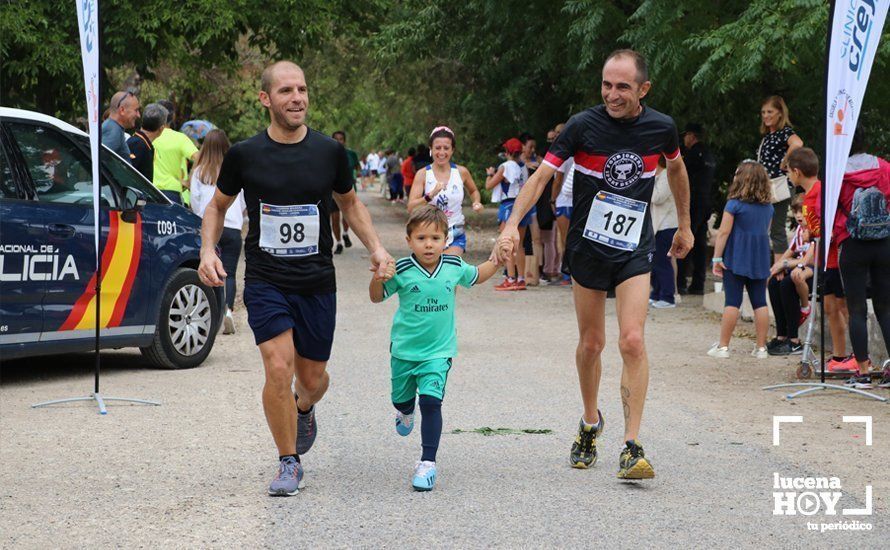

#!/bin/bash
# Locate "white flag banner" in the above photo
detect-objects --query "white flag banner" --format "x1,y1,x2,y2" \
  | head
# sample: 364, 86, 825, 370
824, 0, 888, 262
75, 0, 100, 268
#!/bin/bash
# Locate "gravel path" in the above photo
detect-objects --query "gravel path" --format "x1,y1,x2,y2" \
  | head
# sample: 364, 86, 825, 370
2, 189, 887, 548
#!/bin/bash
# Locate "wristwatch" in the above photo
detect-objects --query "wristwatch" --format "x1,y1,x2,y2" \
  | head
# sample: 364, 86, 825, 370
782, 260, 789, 270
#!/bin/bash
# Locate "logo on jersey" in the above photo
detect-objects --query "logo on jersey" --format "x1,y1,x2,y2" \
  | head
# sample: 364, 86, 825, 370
603, 152, 644, 189
445, 281, 454, 294
410, 284, 421, 293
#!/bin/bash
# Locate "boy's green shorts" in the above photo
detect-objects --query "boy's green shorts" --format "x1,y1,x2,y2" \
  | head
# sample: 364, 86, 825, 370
390, 356, 452, 403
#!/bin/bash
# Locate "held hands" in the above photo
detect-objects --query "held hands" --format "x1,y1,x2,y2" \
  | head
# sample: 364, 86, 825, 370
490, 224, 520, 265
198, 250, 226, 287
370, 248, 396, 282
668, 227, 694, 259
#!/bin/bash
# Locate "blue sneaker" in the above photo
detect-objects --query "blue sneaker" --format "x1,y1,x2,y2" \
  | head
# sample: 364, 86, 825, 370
268, 456, 304, 496
395, 411, 414, 436
412, 460, 437, 491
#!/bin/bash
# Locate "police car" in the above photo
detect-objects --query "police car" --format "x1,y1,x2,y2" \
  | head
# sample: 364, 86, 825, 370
0, 107, 225, 368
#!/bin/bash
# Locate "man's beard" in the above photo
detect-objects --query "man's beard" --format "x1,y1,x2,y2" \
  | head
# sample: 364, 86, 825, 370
271, 107, 304, 131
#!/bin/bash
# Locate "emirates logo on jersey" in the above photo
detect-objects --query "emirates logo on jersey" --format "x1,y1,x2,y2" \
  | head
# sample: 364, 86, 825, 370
603, 152, 644, 189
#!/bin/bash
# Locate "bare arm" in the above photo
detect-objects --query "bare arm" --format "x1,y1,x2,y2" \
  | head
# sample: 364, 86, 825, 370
334, 189, 393, 278
198, 189, 237, 286
551, 171, 564, 202
474, 260, 499, 284
484, 166, 506, 190
780, 133, 804, 171
665, 156, 693, 258
459, 165, 483, 212
711, 211, 735, 276
369, 278, 385, 303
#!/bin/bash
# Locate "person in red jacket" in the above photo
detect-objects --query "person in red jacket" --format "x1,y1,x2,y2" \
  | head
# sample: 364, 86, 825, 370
832, 128, 890, 390
401, 148, 416, 200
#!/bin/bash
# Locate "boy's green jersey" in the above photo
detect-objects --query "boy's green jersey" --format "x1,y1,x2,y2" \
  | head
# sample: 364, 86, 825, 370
382, 254, 479, 361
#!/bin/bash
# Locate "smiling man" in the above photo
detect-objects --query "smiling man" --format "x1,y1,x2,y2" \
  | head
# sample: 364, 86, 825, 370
198, 60, 394, 496
494, 49, 693, 480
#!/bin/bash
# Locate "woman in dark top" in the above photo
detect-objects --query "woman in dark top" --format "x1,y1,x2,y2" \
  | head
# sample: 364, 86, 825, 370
757, 95, 804, 261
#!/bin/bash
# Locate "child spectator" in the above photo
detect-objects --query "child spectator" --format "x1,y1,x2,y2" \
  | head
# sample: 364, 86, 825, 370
369, 206, 498, 491
766, 198, 814, 355
485, 138, 531, 290
708, 161, 774, 359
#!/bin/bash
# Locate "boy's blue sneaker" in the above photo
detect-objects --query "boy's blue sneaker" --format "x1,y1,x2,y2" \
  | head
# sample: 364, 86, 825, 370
395, 411, 415, 436
268, 456, 304, 496
412, 460, 437, 491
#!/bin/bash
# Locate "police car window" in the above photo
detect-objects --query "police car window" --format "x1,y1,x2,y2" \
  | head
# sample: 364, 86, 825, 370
6, 122, 116, 207
100, 145, 167, 204
0, 145, 18, 199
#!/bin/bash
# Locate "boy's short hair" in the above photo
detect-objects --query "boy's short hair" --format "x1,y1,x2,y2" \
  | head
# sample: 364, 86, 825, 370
407, 205, 448, 236
787, 147, 819, 178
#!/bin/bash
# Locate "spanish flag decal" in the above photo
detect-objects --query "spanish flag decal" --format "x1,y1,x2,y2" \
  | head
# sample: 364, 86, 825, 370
60, 212, 142, 330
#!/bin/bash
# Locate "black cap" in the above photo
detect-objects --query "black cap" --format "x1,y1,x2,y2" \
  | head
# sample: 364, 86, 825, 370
682, 122, 704, 136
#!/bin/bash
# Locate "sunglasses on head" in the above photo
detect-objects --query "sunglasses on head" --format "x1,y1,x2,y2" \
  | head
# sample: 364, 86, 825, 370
113, 91, 134, 110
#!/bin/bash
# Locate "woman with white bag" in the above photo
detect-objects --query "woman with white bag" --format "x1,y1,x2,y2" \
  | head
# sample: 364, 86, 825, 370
757, 95, 804, 261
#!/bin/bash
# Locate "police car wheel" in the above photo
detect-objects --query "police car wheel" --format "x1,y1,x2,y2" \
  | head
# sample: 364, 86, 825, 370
141, 268, 220, 369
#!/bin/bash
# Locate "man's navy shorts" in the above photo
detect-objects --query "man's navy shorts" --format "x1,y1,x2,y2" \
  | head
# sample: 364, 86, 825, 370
243, 281, 336, 361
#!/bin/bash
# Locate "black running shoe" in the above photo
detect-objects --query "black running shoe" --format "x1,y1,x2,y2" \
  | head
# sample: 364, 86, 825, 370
768, 341, 791, 356
766, 338, 782, 351
294, 394, 318, 454
570, 411, 604, 469
343, 234, 352, 248
788, 341, 804, 355
618, 440, 655, 480
334, 243, 344, 254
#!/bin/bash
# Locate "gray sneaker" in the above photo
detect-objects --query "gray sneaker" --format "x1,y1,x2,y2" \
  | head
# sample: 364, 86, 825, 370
295, 396, 317, 455
268, 456, 304, 496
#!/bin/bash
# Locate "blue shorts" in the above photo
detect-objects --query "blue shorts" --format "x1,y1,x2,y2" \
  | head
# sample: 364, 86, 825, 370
498, 200, 536, 228
555, 206, 573, 219
448, 232, 467, 251
243, 281, 336, 361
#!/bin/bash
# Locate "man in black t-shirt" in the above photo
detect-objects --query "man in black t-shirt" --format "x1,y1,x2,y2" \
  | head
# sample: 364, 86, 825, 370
199, 61, 394, 497
676, 122, 716, 295
495, 50, 693, 480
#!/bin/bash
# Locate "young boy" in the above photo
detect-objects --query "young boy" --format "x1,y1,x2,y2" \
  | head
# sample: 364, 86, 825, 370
786, 147, 857, 372
370, 205, 497, 491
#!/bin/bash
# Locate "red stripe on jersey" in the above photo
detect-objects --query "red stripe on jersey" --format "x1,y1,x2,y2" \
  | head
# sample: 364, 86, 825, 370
642, 154, 661, 172
664, 148, 681, 161
543, 152, 565, 168
573, 151, 607, 172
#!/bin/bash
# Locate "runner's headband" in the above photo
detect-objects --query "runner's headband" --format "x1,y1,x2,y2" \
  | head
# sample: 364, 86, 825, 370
430, 126, 454, 138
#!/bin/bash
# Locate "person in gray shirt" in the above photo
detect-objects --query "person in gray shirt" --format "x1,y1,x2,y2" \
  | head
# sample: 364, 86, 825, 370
102, 90, 141, 163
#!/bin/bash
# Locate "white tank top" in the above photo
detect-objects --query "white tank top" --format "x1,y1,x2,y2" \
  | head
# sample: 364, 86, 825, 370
498, 159, 528, 200
424, 163, 465, 228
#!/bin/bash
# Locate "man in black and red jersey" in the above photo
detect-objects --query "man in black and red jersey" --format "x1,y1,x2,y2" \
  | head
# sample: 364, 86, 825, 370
495, 49, 693, 480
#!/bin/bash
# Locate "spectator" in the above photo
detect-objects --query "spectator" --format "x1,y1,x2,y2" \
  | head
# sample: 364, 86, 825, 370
364, 150, 379, 190
152, 99, 198, 205
550, 122, 572, 286
650, 156, 678, 308
757, 95, 804, 260
833, 127, 890, 389
386, 149, 404, 202
331, 131, 356, 253
401, 147, 416, 199
126, 102, 167, 182
766, 198, 814, 356
519, 132, 543, 285
677, 122, 716, 295
486, 138, 531, 291
102, 90, 140, 162
791, 147, 857, 372
709, 161, 774, 359
189, 129, 245, 335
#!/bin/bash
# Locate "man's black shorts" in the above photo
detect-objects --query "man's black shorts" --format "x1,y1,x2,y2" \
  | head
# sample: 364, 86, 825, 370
823, 267, 845, 298
566, 246, 652, 291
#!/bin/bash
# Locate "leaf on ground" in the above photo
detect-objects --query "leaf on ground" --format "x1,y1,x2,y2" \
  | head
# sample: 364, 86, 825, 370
450, 427, 552, 436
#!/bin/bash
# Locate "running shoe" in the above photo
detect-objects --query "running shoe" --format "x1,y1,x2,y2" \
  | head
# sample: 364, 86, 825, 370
651, 300, 676, 309
826, 355, 857, 373
514, 280, 528, 291
494, 279, 515, 291
412, 460, 437, 491
268, 456, 304, 496
343, 234, 352, 248
222, 308, 235, 335
395, 411, 414, 436
788, 341, 804, 355
798, 308, 811, 326
877, 364, 890, 389
751, 346, 769, 359
766, 337, 783, 352
334, 243, 344, 254
570, 411, 604, 469
845, 374, 873, 389
707, 343, 730, 358
294, 398, 317, 455
617, 440, 655, 480
768, 341, 791, 356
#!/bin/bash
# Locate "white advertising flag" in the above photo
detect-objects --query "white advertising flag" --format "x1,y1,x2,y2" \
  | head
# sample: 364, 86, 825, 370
824, 0, 888, 261
75, 0, 100, 268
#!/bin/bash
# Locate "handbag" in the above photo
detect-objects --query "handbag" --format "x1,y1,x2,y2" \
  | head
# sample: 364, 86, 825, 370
758, 138, 792, 204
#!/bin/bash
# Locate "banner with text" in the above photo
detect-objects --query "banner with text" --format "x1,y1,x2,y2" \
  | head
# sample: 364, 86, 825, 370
76, 0, 100, 266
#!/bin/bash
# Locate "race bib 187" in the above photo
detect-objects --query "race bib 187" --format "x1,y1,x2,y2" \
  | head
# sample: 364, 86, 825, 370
582, 191, 647, 251
259, 203, 320, 257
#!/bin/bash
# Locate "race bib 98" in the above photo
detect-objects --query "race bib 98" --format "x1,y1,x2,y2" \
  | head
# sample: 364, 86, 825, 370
259, 203, 320, 257
583, 191, 647, 251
